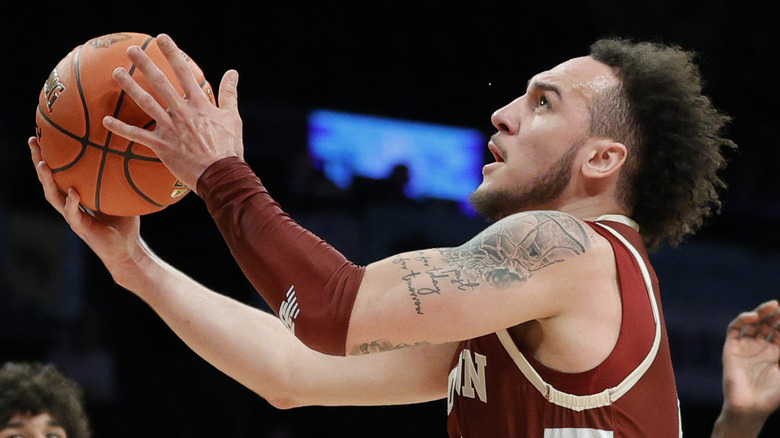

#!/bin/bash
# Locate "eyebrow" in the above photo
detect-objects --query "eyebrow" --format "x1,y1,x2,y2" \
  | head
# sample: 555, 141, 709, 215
526, 79, 562, 99
1, 419, 64, 429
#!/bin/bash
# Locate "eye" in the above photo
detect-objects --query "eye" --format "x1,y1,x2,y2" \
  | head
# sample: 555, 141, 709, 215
46, 434, 63, 438
538, 95, 549, 108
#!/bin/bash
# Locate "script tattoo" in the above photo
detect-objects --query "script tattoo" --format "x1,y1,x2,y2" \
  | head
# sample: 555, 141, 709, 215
350, 340, 430, 355
442, 211, 591, 287
392, 252, 481, 315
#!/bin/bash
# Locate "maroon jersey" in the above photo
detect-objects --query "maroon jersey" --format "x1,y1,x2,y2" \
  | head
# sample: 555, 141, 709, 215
446, 215, 681, 437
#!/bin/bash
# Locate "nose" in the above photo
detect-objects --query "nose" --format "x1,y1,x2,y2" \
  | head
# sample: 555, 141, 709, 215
490, 98, 521, 134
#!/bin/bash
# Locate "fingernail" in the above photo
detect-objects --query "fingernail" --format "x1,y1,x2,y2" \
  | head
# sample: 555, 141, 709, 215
126, 45, 142, 57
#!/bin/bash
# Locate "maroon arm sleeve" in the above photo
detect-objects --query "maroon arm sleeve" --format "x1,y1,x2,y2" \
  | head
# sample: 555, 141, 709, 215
197, 156, 365, 356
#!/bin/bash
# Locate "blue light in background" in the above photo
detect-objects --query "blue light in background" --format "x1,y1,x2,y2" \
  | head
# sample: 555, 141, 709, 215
308, 109, 484, 205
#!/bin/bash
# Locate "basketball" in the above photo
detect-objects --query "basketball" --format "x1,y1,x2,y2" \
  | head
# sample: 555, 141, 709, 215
35, 32, 216, 216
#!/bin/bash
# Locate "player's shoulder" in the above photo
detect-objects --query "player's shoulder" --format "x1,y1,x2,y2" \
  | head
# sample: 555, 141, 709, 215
451, 210, 613, 290
487, 210, 605, 251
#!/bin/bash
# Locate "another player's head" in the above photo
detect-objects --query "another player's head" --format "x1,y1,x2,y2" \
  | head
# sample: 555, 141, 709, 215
0, 362, 91, 438
470, 37, 734, 249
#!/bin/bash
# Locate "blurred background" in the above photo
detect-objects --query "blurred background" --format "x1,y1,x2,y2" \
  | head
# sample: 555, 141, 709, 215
1, 0, 779, 436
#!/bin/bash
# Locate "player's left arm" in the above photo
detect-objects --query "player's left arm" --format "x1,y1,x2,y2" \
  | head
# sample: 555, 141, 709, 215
198, 152, 608, 356
199, 152, 609, 357
345, 210, 607, 354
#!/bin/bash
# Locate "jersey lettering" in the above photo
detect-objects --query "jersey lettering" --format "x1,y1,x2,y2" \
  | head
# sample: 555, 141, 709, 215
447, 348, 488, 414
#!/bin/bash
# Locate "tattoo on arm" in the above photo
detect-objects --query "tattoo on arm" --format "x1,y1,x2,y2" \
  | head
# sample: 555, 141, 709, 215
441, 211, 591, 287
392, 211, 592, 315
350, 340, 430, 355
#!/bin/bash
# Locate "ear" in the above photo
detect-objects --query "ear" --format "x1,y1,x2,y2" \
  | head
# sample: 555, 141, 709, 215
580, 138, 627, 180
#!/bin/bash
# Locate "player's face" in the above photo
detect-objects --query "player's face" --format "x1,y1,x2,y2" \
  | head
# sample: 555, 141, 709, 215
0, 413, 67, 438
470, 56, 618, 219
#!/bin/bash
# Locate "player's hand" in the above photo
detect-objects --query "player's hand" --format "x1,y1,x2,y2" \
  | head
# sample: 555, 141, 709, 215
102, 33, 244, 194
722, 300, 780, 416
30, 136, 143, 285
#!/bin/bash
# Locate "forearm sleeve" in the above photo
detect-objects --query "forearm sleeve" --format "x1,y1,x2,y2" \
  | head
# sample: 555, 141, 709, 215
197, 157, 365, 356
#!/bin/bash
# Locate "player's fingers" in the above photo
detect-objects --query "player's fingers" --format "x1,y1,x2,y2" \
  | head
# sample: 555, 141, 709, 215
30, 138, 68, 214
217, 70, 240, 113
125, 44, 184, 112
111, 66, 171, 123
756, 300, 780, 319
728, 310, 759, 338
769, 323, 780, 346
755, 321, 775, 341
766, 320, 780, 344
759, 309, 780, 332
755, 301, 780, 342
155, 34, 205, 104
185, 54, 214, 103
102, 115, 163, 152
29, 136, 43, 165
34, 161, 67, 215
62, 188, 89, 232
767, 310, 780, 342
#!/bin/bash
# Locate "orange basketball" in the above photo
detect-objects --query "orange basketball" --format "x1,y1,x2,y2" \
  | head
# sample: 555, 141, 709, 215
35, 32, 216, 216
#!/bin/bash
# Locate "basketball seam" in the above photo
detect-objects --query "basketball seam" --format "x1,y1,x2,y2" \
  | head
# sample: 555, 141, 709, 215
95, 36, 162, 211
36, 105, 162, 167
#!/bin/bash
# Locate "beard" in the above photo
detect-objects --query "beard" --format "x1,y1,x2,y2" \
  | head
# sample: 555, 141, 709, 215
469, 140, 582, 221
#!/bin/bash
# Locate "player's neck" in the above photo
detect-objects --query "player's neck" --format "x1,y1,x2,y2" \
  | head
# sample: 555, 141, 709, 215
532, 192, 629, 222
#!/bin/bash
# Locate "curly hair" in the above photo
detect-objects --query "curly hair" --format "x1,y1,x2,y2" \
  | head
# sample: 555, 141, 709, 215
588, 38, 736, 249
0, 362, 91, 438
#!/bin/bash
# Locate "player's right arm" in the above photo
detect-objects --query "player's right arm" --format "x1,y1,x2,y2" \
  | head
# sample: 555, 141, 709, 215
108, 242, 453, 408
30, 136, 453, 408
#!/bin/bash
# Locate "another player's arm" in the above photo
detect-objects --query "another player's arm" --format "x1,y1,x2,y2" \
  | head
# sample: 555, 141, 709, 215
347, 210, 604, 355
712, 300, 780, 438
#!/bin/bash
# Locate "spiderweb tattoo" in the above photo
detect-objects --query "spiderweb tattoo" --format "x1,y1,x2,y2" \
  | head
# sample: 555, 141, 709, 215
440, 211, 591, 287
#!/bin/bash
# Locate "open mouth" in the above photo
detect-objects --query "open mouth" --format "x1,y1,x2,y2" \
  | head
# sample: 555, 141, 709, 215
488, 142, 505, 162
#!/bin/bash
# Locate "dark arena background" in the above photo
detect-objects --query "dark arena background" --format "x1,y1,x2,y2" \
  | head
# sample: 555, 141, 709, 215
1, 1, 779, 436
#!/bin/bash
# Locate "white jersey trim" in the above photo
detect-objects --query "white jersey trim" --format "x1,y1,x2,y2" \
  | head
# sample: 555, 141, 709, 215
593, 214, 640, 231
495, 218, 662, 412
544, 428, 614, 438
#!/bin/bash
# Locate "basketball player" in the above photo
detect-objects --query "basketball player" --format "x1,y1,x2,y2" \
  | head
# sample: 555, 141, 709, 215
30, 34, 772, 435
0, 362, 91, 438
